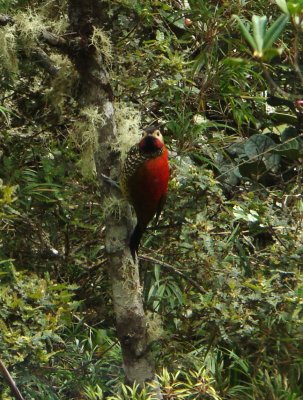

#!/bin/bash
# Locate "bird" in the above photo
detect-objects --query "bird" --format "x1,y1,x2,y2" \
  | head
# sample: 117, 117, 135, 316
120, 126, 169, 260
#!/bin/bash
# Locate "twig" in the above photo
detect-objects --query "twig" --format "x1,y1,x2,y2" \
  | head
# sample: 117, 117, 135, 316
139, 255, 207, 294
117, 24, 138, 43
96, 339, 120, 359
86, 258, 108, 273
261, 65, 298, 100
0, 359, 25, 400
0, 13, 68, 49
291, 17, 303, 87
216, 132, 303, 182
100, 173, 120, 190
71, 238, 103, 255
30, 48, 59, 76
146, 222, 183, 231
41, 30, 68, 49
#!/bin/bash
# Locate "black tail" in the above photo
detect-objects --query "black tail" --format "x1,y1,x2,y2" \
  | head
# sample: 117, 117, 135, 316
129, 224, 143, 261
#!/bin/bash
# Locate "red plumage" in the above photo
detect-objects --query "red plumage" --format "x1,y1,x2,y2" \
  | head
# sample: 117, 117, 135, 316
130, 146, 169, 228
121, 129, 169, 259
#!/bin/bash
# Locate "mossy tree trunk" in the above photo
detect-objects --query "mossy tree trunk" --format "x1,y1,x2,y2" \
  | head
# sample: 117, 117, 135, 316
67, 0, 156, 387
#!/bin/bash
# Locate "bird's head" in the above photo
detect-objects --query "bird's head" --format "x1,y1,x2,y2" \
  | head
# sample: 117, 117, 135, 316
139, 126, 164, 154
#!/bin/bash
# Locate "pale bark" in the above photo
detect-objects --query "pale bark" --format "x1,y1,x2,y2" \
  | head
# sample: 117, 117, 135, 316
67, 0, 156, 387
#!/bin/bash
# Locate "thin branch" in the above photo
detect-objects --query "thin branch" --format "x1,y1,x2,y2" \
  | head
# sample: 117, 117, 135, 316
71, 238, 104, 255
139, 255, 207, 294
261, 64, 301, 100
86, 258, 108, 272
292, 24, 303, 87
96, 339, 120, 359
117, 24, 138, 44
0, 359, 25, 400
0, 12, 72, 54
30, 48, 59, 76
41, 30, 68, 49
100, 173, 120, 190
146, 222, 183, 231
0, 13, 67, 73
216, 132, 303, 182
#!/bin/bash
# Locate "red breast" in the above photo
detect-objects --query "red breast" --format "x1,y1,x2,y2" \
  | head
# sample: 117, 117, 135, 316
130, 146, 169, 229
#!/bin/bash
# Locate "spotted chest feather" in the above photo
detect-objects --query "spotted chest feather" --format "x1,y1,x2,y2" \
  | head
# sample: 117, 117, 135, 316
120, 144, 164, 198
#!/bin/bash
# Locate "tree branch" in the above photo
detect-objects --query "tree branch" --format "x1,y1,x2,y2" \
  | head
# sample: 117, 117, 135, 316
30, 47, 59, 76
0, 13, 70, 53
0, 359, 25, 400
0, 14, 67, 74
66, 0, 158, 388
139, 255, 207, 294
40, 30, 68, 50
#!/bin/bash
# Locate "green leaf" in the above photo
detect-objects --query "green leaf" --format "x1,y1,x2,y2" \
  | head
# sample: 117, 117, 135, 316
281, 126, 298, 141
238, 160, 267, 178
271, 113, 297, 125
276, 0, 289, 13
275, 138, 301, 159
252, 15, 267, 53
159, 10, 186, 30
263, 14, 289, 50
262, 47, 283, 61
265, 152, 281, 172
243, 134, 281, 172
287, 0, 303, 15
0, 106, 12, 125
244, 134, 275, 159
235, 14, 288, 59
233, 15, 257, 51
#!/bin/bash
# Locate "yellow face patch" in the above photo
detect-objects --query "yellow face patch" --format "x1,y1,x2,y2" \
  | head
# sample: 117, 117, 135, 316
142, 129, 164, 144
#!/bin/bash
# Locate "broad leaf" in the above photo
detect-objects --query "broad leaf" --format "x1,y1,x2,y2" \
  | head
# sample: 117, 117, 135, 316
244, 134, 276, 159
244, 134, 281, 172
281, 126, 298, 141
275, 138, 301, 159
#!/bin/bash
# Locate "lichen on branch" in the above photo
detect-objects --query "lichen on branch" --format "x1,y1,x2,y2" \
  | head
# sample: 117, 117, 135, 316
91, 26, 113, 66
71, 106, 106, 178
0, 25, 18, 74
113, 102, 142, 163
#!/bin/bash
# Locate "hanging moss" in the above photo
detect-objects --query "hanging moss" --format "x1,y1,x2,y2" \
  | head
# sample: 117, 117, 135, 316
76, 145, 97, 178
72, 106, 106, 178
113, 102, 141, 162
39, 0, 69, 35
72, 103, 140, 180
0, 25, 18, 74
72, 106, 103, 149
45, 54, 79, 116
146, 312, 165, 342
102, 195, 126, 220
91, 27, 113, 66
14, 11, 46, 54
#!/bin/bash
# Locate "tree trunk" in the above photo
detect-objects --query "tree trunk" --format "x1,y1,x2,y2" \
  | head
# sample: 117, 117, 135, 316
67, 0, 156, 386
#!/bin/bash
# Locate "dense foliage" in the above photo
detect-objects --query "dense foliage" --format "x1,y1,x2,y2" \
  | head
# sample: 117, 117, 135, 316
0, 0, 303, 398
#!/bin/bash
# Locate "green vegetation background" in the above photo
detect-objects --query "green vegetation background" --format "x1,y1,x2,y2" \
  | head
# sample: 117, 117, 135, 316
0, 0, 303, 398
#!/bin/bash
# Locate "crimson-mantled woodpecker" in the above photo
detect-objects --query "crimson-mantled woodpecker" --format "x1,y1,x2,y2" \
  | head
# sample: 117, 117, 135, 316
121, 127, 169, 260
